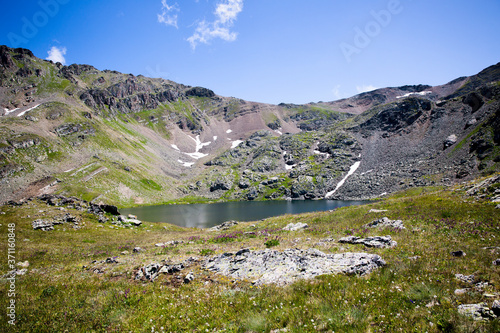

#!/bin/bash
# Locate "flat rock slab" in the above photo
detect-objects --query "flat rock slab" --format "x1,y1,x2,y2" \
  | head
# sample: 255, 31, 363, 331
338, 235, 397, 248
283, 222, 308, 231
458, 303, 497, 321
204, 248, 385, 285
208, 220, 238, 231
365, 217, 405, 230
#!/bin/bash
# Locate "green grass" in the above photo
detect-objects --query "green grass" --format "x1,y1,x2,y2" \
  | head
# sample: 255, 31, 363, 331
1, 185, 499, 332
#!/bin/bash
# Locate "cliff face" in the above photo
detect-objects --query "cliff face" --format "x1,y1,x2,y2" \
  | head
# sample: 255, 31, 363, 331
0, 45, 499, 205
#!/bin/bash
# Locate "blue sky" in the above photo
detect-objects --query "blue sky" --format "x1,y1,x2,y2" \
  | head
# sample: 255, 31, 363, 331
1, 0, 499, 104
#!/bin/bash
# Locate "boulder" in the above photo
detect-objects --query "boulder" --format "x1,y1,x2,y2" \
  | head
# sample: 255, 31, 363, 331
32, 219, 54, 231
338, 235, 397, 248
100, 204, 120, 215
209, 220, 238, 231
458, 303, 496, 321
365, 217, 405, 230
452, 250, 466, 257
210, 177, 233, 192
455, 274, 475, 284
492, 300, 500, 316
283, 222, 308, 231
204, 248, 385, 285
184, 272, 195, 284
443, 134, 458, 149
135, 257, 198, 282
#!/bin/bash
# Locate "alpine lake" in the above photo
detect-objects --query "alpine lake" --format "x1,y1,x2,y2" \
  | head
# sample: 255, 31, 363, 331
120, 199, 370, 228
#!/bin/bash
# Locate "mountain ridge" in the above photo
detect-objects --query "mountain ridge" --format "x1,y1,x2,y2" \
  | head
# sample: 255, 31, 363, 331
0, 45, 499, 206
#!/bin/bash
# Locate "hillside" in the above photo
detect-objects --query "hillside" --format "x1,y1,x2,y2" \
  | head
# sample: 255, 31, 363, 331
0, 45, 499, 206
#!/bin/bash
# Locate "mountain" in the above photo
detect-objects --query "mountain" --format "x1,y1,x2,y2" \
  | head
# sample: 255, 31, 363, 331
0, 45, 499, 206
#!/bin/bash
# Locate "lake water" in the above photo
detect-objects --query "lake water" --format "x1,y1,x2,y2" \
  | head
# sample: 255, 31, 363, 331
120, 200, 369, 229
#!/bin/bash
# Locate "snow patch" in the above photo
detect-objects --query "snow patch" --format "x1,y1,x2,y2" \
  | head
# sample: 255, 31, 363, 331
325, 160, 361, 198
178, 160, 195, 168
396, 91, 432, 99
184, 135, 211, 159
361, 169, 373, 175
314, 150, 330, 157
285, 164, 296, 170
231, 140, 244, 149
17, 104, 40, 117
275, 129, 283, 135
213, 136, 218, 141
3, 108, 19, 116
171, 144, 180, 151
226, 129, 233, 134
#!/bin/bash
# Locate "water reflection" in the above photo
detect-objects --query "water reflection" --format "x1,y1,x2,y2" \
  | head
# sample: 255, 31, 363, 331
121, 200, 369, 229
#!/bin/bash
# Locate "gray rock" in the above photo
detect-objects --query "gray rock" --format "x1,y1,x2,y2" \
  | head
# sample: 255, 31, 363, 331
338, 235, 397, 248
443, 134, 458, 149
208, 220, 238, 231
368, 209, 388, 213
135, 257, 198, 281
458, 303, 496, 321
32, 219, 54, 231
135, 263, 162, 281
184, 272, 195, 284
203, 248, 385, 285
365, 217, 405, 230
452, 250, 466, 257
454, 288, 470, 296
455, 274, 475, 284
133, 247, 142, 253
125, 218, 142, 226
493, 259, 500, 266
492, 300, 500, 316
283, 222, 308, 231
210, 177, 233, 192
17, 261, 29, 268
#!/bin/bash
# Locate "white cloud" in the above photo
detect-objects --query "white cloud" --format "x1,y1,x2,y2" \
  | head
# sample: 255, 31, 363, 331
356, 85, 378, 94
158, 0, 180, 28
46, 46, 67, 65
188, 0, 244, 49
332, 85, 342, 100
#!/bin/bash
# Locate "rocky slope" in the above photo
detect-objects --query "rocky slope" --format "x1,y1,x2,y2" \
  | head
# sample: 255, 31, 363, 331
0, 45, 499, 205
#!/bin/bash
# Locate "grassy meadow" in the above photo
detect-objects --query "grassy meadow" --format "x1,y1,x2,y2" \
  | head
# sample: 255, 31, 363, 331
0, 185, 499, 332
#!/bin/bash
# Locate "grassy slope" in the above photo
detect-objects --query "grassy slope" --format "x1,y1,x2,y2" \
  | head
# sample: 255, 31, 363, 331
0, 184, 499, 332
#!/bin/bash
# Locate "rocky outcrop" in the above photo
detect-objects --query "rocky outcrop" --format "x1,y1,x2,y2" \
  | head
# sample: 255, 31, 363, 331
458, 303, 497, 321
338, 236, 397, 248
204, 248, 386, 285
355, 97, 432, 134
0, 45, 15, 69
185, 86, 215, 98
8, 135, 41, 149
365, 217, 405, 230
210, 177, 234, 192
135, 257, 199, 282
32, 213, 80, 231
208, 220, 238, 231
283, 222, 308, 231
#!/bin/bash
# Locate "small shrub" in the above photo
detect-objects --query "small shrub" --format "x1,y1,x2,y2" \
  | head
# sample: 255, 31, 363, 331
264, 237, 280, 248
40, 286, 58, 298
200, 249, 215, 256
